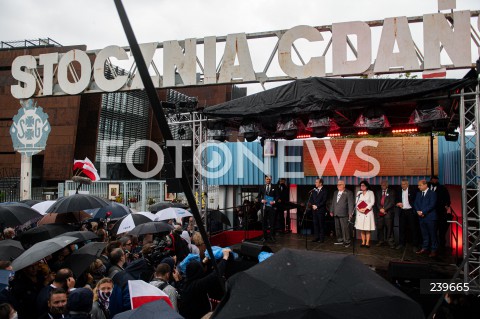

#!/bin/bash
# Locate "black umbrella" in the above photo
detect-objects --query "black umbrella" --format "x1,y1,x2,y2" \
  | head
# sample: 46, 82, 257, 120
86, 202, 131, 219
207, 209, 231, 226
11, 236, 78, 271
113, 299, 183, 319
149, 202, 188, 212
0, 239, 24, 261
63, 242, 107, 277
19, 199, 42, 207
0, 204, 42, 227
38, 211, 92, 225
17, 224, 76, 247
212, 248, 424, 319
128, 222, 174, 237
45, 194, 110, 214
57, 231, 98, 244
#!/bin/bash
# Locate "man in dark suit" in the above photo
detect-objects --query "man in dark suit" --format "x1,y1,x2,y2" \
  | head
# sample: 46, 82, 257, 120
395, 178, 420, 252
330, 180, 354, 247
413, 179, 438, 257
308, 178, 328, 243
374, 180, 396, 248
257, 175, 279, 242
428, 175, 451, 251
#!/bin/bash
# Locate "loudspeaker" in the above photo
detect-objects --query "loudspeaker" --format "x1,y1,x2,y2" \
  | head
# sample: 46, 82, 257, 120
387, 261, 430, 281
444, 131, 459, 142
239, 242, 272, 261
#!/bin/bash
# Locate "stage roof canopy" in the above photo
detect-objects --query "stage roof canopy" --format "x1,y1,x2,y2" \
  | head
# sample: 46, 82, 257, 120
204, 72, 477, 136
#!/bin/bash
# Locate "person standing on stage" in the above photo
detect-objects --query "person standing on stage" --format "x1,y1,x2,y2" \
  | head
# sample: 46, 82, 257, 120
355, 180, 376, 248
330, 180, 354, 247
395, 178, 420, 252
257, 175, 279, 242
308, 178, 328, 243
374, 180, 396, 248
276, 178, 290, 233
428, 175, 451, 252
414, 179, 439, 257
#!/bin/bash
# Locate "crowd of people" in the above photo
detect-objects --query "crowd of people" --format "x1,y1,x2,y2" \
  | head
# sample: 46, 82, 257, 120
0, 216, 234, 319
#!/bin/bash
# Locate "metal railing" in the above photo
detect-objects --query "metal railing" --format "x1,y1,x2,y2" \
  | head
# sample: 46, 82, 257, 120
63, 180, 168, 211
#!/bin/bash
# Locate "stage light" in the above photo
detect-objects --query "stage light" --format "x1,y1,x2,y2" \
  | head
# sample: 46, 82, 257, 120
354, 107, 391, 136
276, 118, 305, 140
239, 122, 261, 142
296, 134, 311, 139
392, 128, 418, 134
306, 116, 340, 138
357, 131, 368, 135
327, 132, 341, 137
207, 121, 227, 141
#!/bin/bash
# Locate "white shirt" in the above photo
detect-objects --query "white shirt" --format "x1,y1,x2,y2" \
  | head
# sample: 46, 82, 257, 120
336, 191, 343, 202
402, 189, 412, 209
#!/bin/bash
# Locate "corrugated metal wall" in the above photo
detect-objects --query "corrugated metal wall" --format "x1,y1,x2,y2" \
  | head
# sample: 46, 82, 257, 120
206, 138, 466, 186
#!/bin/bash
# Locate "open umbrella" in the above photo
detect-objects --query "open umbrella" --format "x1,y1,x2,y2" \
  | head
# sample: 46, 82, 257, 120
0, 239, 24, 261
0, 204, 42, 227
11, 236, 78, 271
154, 207, 193, 221
85, 202, 131, 219
45, 194, 110, 214
111, 213, 154, 235
31, 200, 57, 214
212, 248, 424, 319
113, 299, 183, 319
63, 242, 107, 277
17, 224, 76, 247
207, 209, 231, 226
57, 231, 98, 244
38, 211, 92, 225
128, 222, 174, 237
149, 202, 188, 212
19, 199, 42, 207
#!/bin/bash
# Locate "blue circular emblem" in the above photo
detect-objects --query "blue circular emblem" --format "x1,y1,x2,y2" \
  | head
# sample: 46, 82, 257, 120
10, 99, 51, 156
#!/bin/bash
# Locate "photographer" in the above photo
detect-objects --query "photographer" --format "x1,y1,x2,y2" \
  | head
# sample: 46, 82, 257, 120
179, 248, 231, 319
149, 263, 180, 311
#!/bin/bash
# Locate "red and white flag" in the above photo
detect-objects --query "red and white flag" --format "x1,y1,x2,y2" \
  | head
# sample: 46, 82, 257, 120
422, 68, 446, 79
128, 280, 173, 309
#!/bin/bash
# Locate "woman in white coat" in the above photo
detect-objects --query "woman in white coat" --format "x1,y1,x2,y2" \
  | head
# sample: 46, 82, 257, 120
355, 180, 375, 248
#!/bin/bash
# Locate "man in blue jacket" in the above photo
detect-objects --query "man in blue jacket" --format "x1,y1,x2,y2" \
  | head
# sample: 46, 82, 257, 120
414, 179, 438, 257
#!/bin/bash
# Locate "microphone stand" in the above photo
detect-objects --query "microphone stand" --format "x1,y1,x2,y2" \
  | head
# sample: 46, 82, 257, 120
301, 189, 314, 250
350, 192, 361, 255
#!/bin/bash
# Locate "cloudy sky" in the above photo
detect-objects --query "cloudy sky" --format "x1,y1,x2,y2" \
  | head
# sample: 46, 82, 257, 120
1, 0, 479, 93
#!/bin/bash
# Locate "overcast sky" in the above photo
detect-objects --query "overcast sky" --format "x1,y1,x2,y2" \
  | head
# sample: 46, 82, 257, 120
1, 0, 479, 94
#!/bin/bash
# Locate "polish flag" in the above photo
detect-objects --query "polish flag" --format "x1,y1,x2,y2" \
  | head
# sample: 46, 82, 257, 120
81, 164, 101, 181
128, 280, 173, 309
73, 160, 85, 171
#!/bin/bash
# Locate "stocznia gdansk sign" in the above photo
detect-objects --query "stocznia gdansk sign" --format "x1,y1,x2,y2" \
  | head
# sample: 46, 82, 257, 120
10, 9, 480, 99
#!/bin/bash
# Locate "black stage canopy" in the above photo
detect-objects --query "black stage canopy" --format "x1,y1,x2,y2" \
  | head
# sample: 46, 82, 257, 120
203, 73, 477, 135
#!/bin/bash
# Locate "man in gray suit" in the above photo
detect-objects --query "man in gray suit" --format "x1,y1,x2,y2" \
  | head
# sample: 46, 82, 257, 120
330, 180, 354, 247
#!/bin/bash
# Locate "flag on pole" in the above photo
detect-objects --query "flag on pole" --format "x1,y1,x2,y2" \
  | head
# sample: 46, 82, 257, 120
128, 280, 173, 309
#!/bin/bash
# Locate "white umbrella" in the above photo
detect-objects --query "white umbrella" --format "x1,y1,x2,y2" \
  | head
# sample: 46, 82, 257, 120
154, 207, 192, 221
136, 211, 157, 220
112, 212, 154, 235
31, 200, 56, 215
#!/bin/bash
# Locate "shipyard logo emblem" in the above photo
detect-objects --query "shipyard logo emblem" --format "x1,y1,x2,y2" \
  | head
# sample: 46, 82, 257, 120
10, 99, 51, 156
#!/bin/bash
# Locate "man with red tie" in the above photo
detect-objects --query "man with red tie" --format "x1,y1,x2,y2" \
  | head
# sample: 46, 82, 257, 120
374, 180, 396, 248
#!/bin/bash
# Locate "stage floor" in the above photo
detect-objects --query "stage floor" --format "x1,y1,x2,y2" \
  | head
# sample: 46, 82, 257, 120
232, 232, 459, 278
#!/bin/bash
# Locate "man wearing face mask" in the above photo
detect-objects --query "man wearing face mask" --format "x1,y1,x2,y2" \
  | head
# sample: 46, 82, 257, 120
36, 269, 75, 317
38, 288, 68, 319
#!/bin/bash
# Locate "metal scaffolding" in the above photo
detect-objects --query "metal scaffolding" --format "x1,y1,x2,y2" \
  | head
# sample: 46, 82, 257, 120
460, 80, 480, 293
167, 111, 208, 219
